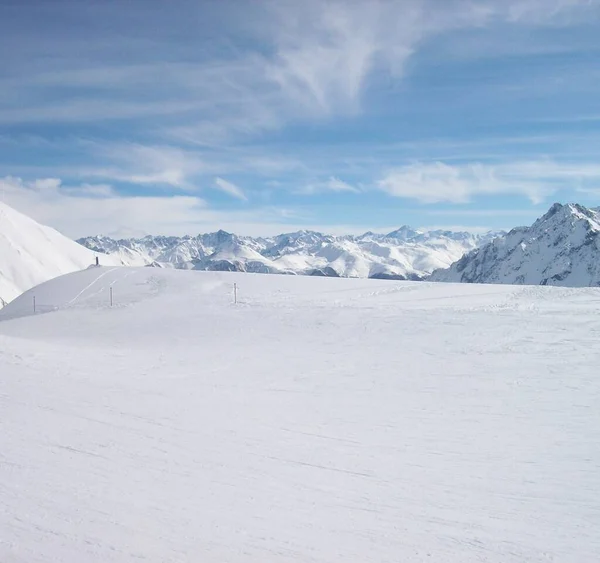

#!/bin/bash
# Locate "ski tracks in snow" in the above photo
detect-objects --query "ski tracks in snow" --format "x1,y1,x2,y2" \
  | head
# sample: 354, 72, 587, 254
68, 268, 140, 306
67, 268, 119, 305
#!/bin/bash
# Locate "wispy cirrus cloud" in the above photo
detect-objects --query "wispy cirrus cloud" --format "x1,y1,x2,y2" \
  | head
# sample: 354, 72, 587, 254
299, 177, 360, 195
2, 0, 600, 236
214, 177, 247, 201
0, 176, 116, 202
0, 175, 206, 237
0, 176, 311, 238
81, 144, 206, 190
3, 0, 597, 138
0, 175, 393, 238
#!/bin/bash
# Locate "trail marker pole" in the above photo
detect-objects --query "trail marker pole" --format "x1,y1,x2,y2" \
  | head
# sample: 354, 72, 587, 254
234, 283, 237, 304
110, 286, 113, 307
33, 296, 36, 313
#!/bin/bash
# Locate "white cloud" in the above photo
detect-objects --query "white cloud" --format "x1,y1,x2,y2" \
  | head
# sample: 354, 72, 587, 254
1, 0, 600, 232
0, 176, 115, 200
324, 177, 360, 193
260, 0, 599, 120
82, 143, 206, 190
60, 183, 115, 198
264, 1, 422, 116
0, 176, 335, 238
0, 176, 519, 237
378, 162, 524, 203
0, 176, 203, 237
214, 177, 247, 201
2, 0, 596, 141
300, 176, 360, 195
377, 160, 600, 204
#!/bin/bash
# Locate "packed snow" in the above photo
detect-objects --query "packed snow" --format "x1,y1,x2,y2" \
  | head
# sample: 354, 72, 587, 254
432, 203, 600, 287
0, 201, 120, 306
1, 267, 599, 562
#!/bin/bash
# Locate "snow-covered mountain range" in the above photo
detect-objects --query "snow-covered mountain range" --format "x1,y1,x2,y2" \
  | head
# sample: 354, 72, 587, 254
431, 203, 600, 287
0, 201, 120, 306
78, 228, 501, 280
8, 198, 600, 312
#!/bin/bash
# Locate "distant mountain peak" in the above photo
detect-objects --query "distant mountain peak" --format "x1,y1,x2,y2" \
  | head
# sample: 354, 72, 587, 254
431, 202, 600, 287
385, 225, 422, 240
78, 225, 500, 281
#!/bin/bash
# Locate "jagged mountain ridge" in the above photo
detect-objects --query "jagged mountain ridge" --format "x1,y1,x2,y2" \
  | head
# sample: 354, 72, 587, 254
78, 228, 502, 279
431, 203, 600, 287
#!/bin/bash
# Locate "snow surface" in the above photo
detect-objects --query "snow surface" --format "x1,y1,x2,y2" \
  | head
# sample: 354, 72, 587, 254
1, 267, 599, 562
0, 202, 120, 306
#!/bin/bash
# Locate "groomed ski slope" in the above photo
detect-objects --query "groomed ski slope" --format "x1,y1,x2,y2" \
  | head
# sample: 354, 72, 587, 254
1, 268, 599, 562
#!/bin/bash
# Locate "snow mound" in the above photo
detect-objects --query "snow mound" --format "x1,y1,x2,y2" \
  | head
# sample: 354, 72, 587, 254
0, 201, 121, 306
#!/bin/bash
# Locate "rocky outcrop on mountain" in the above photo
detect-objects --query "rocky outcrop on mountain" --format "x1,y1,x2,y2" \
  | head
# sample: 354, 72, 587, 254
431, 203, 600, 287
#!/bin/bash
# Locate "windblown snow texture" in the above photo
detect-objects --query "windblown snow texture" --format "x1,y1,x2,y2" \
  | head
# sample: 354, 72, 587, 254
1, 267, 599, 562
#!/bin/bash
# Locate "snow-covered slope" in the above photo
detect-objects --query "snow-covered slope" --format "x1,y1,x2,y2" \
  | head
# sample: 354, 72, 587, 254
432, 203, 600, 287
1, 268, 599, 562
0, 201, 121, 306
79, 228, 500, 279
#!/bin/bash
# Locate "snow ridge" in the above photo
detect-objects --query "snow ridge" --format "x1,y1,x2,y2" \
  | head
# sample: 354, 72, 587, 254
431, 203, 600, 287
0, 202, 120, 306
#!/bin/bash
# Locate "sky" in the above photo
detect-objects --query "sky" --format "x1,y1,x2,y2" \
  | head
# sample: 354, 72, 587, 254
1, 0, 600, 238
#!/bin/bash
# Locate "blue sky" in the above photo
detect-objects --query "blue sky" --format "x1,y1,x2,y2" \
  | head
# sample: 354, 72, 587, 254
1, 0, 600, 237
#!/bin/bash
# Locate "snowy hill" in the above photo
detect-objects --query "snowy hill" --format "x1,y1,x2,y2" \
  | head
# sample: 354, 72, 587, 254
0, 201, 121, 306
78, 228, 500, 280
1, 267, 599, 562
431, 203, 600, 287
